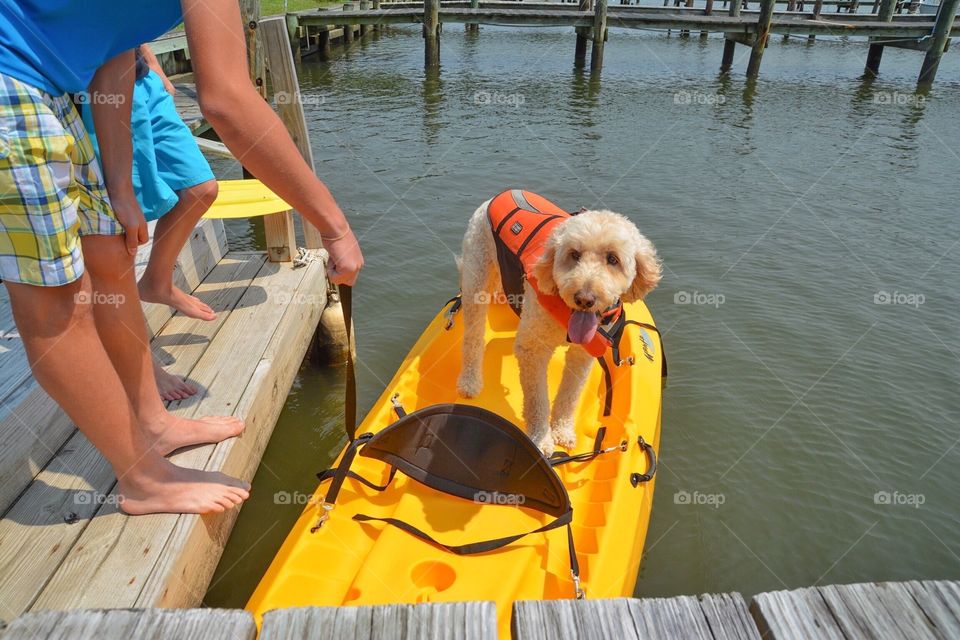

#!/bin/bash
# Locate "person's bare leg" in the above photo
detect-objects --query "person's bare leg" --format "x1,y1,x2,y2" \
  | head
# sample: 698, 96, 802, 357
153, 356, 197, 401
138, 180, 218, 321
5, 276, 249, 515
80, 233, 244, 455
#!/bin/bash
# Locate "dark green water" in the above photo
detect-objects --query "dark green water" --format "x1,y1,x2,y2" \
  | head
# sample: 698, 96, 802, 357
204, 26, 960, 608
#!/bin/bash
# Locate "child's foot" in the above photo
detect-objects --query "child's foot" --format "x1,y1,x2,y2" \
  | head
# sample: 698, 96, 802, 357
153, 359, 197, 402
139, 279, 216, 321
118, 459, 250, 515
144, 412, 246, 456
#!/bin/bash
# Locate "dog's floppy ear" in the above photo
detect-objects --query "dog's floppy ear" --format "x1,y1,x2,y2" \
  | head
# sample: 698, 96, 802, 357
623, 231, 662, 303
531, 233, 559, 295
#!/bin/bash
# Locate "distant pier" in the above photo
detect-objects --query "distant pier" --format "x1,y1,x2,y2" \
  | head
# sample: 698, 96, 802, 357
285, 0, 959, 85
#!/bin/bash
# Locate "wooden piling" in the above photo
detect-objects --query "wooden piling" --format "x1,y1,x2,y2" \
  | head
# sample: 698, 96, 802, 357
260, 17, 324, 252
467, 0, 480, 31
720, 0, 741, 71
285, 13, 302, 61
746, 0, 775, 77
239, 0, 266, 100
918, 0, 960, 85
424, 0, 441, 67
864, 0, 898, 75
373, 0, 381, 34
342, 3, 355, 44
359, 1, 370, 35
702, 0, 714, 37
591, 0, 608, 71
574, 0, 591, 68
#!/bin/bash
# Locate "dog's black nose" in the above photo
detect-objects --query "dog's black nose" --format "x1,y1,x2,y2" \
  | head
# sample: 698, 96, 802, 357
574, 292, 596, 309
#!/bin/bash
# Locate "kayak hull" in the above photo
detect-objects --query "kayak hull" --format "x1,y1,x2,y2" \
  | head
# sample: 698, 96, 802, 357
247, 300, 664, 635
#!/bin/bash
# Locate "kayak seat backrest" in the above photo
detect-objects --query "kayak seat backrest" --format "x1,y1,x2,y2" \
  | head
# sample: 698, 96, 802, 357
359, 403, 570, 518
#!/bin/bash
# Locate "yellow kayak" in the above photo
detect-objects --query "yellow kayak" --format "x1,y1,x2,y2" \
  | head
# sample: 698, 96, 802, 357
246, 298, 665, 636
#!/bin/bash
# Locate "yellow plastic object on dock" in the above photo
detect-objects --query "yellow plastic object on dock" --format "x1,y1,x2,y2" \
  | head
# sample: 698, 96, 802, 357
204, 179, 291, 219
246, 299, 664, 636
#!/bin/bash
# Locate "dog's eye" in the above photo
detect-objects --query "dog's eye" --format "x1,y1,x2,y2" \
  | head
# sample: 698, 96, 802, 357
570, 250, 581, 262
606, 253, 619, 266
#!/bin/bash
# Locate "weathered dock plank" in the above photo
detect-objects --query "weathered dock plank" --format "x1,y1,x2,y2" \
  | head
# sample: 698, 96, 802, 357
751, 587, 847, 639
751, 581, 960, 639
905, 581, 960, 638
259, 602, 499, 640
1, 609, 255, 640
512, 595, 760, 639
818, 582, 938, 639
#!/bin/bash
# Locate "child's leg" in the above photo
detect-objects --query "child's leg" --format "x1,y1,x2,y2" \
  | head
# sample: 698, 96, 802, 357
81, 233, 244, 455
138, 180, 219, 321
6, 276, 249, 515
153, 356, 197, 401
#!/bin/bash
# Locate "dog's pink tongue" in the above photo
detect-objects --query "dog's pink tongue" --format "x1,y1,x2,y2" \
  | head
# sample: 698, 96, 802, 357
568, 311, 599, 344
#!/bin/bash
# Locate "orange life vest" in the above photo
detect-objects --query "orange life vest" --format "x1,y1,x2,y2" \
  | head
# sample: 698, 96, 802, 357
486, 189, 623, 358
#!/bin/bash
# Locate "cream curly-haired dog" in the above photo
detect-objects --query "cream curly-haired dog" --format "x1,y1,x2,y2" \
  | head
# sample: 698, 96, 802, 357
456, 190, 661, 456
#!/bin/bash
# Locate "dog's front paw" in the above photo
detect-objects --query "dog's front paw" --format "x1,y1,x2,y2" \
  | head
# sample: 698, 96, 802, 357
456, 370, 483, 398
551, 418, 577, 451
530, 428, 555, 457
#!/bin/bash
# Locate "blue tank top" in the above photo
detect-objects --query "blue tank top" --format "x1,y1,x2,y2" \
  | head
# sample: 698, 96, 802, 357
0, 0, 182, 95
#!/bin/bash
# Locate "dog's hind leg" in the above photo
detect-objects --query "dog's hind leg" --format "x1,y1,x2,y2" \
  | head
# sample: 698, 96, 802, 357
549, 346, 594, 450
457, 202, 495, 398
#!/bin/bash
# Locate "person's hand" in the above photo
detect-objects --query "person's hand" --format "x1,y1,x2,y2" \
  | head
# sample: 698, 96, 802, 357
324, 228, 363, 286
163, 78, 177, 97
111, 192, 149, 256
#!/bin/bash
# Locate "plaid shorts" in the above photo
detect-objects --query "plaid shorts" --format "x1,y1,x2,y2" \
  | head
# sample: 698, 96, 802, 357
0, 72, 123, 287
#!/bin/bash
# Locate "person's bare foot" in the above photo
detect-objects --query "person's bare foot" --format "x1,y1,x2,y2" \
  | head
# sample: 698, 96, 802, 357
118, 459, 250, 515
138, 278, 216, 321
144, 412, 246, 456
153, 358, 197, 402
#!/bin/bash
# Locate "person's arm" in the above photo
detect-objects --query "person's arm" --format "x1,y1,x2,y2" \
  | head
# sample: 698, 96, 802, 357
139, 44, 177, 96
88, 50, 148, 256
180, 0, 363, 286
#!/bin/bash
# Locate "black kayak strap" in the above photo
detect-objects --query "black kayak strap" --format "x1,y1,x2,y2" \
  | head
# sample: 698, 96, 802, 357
318, 464, 397, 494
352, 510, 583, 597
341, 285, 358, 442
319, 432, 373, 508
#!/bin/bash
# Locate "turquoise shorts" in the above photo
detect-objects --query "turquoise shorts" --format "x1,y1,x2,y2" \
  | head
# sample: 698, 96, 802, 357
81, 70, 214, 222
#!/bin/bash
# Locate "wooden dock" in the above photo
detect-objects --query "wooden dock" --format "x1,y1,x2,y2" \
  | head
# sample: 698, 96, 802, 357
0, 218, 330, 620
3, 581, 960, 638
